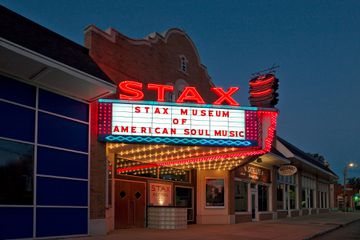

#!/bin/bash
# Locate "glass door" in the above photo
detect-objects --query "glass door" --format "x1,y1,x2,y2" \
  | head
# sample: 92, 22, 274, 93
175, 186, 194, 222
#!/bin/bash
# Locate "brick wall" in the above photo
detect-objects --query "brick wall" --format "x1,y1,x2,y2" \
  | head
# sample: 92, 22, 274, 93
290, 210, 300, 217
319, 209, 330, 214
259, 212, 273, 221
85, 26, 216, 103
235, 214, 252, 223
89, 102, 107, 219
277, 211, 288, 219
302, 209, 309, 215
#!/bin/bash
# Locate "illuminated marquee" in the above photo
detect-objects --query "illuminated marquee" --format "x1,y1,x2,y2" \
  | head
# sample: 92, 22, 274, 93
98, 100, 261, 147
118, 80, 240, 106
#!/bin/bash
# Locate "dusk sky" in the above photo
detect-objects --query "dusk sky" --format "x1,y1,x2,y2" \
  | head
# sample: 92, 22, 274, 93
2, 0, 359, 179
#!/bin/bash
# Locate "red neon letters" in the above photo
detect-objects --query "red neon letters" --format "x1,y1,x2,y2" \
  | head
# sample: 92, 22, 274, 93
118, 80, 240, 106
118, 81, 144, 101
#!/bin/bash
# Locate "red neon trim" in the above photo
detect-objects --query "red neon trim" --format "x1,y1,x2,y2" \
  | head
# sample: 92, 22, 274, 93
116, 110, 278, 173
249, 76, 275, 87
176, 87, 206, 104
250, 89, 273, 97
211, 87, 240, 106
147, 84, 174, 102
119, 80, 144, 101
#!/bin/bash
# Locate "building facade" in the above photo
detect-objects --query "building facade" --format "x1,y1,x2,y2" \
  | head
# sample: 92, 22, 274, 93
0, 6, 337, 239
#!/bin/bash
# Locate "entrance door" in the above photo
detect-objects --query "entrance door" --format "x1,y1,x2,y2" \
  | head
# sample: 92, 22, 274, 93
115, 180, 146, 229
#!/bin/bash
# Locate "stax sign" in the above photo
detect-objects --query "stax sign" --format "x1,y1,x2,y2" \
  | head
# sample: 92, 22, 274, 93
118, 80, 240, 106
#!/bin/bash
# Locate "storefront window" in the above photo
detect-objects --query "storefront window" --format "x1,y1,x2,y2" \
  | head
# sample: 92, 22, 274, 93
116, 156, 190, 182
235, 181, 248, 212
309, 189, 314, 208
289, 185, 296, 209
301, 189, 306, 208
0, 138, 34, 205
277, 184, 284, 210
258, 185, 268, 212
159, 167, 190, 182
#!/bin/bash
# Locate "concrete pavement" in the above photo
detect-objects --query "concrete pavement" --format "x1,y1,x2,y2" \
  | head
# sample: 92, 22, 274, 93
312, 219, 360, 240
72, 212, 360, 240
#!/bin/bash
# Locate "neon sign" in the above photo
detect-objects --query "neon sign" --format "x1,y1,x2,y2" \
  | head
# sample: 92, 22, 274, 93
98, 100, 262, 147
119, 80, 240, 106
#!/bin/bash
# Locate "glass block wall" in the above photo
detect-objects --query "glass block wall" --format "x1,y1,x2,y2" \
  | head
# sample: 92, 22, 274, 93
0, 74, 89, 239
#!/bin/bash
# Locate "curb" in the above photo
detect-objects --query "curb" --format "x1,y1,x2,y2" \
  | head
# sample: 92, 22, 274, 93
304, 218, 360, 240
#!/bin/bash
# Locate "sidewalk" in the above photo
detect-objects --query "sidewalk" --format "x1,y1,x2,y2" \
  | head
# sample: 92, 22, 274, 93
73, 212, 360, 240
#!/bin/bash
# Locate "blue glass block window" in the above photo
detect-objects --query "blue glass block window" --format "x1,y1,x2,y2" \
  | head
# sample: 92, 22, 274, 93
0, 138, 34, 205
39, 89, 89, 122
36, 176, 87, 206
0, 101, 35, 142
0, 207, 33, 239
36, 208, 87, 237
0, 75, 36, 107
38, 112, 88, 152
37, 146, 88, 179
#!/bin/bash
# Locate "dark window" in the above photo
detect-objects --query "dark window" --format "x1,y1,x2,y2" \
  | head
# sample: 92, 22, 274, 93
36, 208, 88, 237
258, 185, 268, 211
39, 89, 88, 122
277, 184, 284, 210
301, 189, 306, 208
38, 112, 88, 152
0, 207, 33, 239
0, 75, 36, 107
0, 101, 35, 142
176, 187, 193, 208
309, 189, 314, 208
180, 56, 188, 73
37, 146, 88, 179
175, 187, 193, 221
0, 138, 34, 205
36, 176, 87, 206
289, 185, 296, 209
235, 181, 248, 212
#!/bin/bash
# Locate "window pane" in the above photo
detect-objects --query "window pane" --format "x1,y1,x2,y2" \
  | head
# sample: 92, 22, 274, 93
309, 190, 314, 208
0, 75, 36, 107
258, 185, 268, 211
39, 89, 88, 122
36, 208, 87, 237
0, 207, 33, 239
0, 139, 34, 205
37, 176, 87, 206
277, 184, 284, 210
0, 101, 35, 142
175, 187, 192, 208
38, 112, 88, 152
235, 181, 248, 212
301, 189, 306, 208
37, 146, 88, 179
289, 185, 296, 209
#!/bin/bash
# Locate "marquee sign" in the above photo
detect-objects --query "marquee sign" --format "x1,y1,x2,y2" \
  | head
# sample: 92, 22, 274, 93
98, 100, 261, 147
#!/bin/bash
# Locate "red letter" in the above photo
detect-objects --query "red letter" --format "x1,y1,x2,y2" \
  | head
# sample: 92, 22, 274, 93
176, 87, 205, 104
118, 81, 144, 101
211, 87, 239, 106
147, 84, 174, 102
